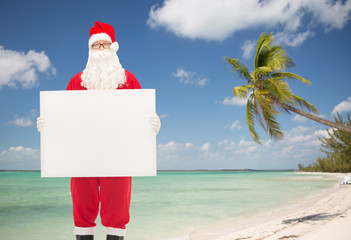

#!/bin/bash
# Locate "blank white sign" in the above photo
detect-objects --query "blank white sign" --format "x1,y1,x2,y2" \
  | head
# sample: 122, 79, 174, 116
40, 89, 156, 177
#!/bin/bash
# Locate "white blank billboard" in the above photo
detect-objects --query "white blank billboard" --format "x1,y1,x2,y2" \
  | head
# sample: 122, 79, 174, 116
40, 89, 156, 177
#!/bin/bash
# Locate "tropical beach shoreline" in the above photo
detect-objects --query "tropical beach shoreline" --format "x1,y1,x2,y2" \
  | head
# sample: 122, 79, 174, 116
1, 171, 348, 240
189, 172, 351, 240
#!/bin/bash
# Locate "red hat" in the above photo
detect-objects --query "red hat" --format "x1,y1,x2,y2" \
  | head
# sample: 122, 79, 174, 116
88, 21, 119, 51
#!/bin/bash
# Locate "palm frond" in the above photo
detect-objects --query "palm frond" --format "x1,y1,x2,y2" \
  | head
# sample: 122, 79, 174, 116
266, 47, 295, 71
253, 90, 276, 133
225, 57, 252, 83
254, 93, 284, 140
264, 78, 294, 104
254, 32, 295, 71
292, 94, 319, 114
254, 33, 273, 69
271, 72, 311, 85
262, 108, 284, 140
254, 66, 274, 79
246, 97, 261, 144
253, 96, 266, 132
252, 90, 283, 140
233, 85, 253, 99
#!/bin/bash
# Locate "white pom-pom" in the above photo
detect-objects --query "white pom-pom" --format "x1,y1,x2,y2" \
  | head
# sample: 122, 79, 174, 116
110, 42, 119, 52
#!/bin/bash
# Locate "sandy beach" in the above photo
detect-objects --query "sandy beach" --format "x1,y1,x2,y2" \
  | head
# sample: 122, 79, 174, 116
189, 172, 351, 240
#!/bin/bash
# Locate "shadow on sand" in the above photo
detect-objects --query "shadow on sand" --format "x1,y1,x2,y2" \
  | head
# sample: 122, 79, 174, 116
282, 213, 339, 224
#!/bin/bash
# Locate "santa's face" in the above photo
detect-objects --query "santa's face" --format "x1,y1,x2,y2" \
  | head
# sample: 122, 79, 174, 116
81, 41, 126, 90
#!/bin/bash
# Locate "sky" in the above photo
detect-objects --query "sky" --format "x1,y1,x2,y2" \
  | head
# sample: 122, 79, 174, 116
0, 0, 351, 171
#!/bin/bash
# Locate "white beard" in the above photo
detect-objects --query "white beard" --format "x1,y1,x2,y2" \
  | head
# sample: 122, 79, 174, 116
81, 48, 126, 90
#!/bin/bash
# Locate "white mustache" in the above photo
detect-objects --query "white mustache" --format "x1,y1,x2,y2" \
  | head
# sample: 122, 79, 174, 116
90, 49, 114, 60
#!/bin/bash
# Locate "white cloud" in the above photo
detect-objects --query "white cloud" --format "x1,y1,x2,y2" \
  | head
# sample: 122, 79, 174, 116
308, 0, 351, 30
235, 145, 258, 154
173, 68, 209, 86
228, 126, 326, 166
203, 151, 226, 162
284, 126, 327, 147
225, 120, 242, 130
273, 30, 315, 47
281, 146, 293, 156
9, 146, 25, 152
332, 97, 351, 115
230, 120, 242, 130
218, 139, 236, 150
221, 96, 247, 106
158, 141, 184, 152
314, 129, 329, 139
241, 40, 255, 59
287, 125, 310, 135
160, 114, 169, 119
238, 139, 256, 147
158, 141, 196, 153
185, 142, 194, 148
156, 121, 335, 170
10, 117, 33, 127
292, 113, 327, 123
0, 146, 39, 170
147, 0, 351, 42
264, 139, 272, 147
0, 146, 37, 156
199, 143, 211, 152
9, 109, 38, 127
0, 46, 55, 89
292, 114, 307, 122
156, 125, 328, 170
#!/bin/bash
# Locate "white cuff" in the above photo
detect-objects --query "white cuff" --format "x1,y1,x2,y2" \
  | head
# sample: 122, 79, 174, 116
74, 227, 96, 235
106, 227, 127, 236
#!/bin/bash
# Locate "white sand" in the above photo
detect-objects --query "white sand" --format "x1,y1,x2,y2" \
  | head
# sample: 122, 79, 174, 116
189, 172, 351, 240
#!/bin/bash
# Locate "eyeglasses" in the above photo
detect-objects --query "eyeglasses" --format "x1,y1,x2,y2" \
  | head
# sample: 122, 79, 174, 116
91, 42, 111, 49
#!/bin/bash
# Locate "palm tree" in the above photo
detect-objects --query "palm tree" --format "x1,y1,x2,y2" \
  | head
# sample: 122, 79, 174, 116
225, 33, 351, 144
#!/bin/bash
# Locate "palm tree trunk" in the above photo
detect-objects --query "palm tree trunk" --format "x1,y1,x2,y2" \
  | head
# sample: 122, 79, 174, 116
276, 102, 351, 133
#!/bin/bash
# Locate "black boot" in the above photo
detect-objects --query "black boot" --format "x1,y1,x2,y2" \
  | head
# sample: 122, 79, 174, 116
76, 235, 94, 240
106, 235, 124, 240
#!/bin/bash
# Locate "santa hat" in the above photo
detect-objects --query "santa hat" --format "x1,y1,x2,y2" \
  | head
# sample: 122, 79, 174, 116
88, 21, 119, 52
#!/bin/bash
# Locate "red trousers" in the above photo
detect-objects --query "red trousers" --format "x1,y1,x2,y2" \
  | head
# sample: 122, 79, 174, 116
71, 177, 131, 231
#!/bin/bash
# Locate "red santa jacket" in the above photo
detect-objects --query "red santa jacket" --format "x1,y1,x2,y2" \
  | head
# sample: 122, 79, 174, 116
66, 70, 141, 90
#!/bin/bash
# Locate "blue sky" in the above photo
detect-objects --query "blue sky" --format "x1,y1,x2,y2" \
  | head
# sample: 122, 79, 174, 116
1, 0, 351, 170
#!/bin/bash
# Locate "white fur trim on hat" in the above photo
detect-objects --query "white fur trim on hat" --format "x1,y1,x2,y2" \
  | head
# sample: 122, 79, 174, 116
89, 33, 112, 48
110, 42, 119, 52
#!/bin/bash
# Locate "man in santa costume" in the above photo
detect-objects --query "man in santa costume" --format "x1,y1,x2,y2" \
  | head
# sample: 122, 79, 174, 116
37, 21, 161, 240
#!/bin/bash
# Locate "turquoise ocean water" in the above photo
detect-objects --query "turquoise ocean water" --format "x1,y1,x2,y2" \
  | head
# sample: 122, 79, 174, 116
0, 171, 335, 240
